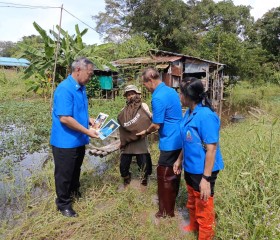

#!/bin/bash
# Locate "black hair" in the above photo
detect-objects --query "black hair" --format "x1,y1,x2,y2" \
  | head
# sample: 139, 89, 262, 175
180, 77, 214, 111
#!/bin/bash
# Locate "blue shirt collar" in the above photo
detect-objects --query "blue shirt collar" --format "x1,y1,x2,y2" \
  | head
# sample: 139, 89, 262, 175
185, 102, 203, 123
192, 102, 203, 114
186, 102, 202, 114
152, 82, 165, 96
67, 74, 84, 91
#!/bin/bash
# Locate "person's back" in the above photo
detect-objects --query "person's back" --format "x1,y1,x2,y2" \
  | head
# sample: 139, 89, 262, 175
151, 82, 182, 151
140, 67, 182, 219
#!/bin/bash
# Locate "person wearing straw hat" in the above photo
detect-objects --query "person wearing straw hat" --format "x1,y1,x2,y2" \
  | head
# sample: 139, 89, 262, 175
117, 85, 152, 187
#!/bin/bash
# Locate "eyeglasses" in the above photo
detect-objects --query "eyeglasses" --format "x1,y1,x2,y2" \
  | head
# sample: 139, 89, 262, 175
81, 68, 94, 77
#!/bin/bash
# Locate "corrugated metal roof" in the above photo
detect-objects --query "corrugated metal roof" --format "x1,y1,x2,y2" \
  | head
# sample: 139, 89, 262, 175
156, 64, 169, 69
150, 49, 225, 66
0, 57, 30, 67
112, 50, 225, 68
112, 56, 182, 66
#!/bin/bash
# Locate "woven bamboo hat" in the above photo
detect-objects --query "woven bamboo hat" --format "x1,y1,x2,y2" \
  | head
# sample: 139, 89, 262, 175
123, 85, 141, 96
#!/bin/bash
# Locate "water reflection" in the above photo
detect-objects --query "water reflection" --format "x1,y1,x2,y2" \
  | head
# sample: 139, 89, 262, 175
0, 124, 117, 222
0, 151, 49, 221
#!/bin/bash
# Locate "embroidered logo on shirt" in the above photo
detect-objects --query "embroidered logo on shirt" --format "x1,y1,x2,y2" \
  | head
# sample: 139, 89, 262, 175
186, 130, 192, 142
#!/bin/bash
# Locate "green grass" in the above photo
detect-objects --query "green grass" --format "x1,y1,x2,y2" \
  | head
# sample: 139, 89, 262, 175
216, 116, 280, 239
89, 96, 128, 120
224, 81, 280, 114
1, 73, 280, 239
0, 69, 35, 101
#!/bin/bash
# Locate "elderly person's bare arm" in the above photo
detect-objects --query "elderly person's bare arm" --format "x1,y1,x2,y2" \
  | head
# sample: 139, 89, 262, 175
136, 122, 160, 136
141, 102, 152, 118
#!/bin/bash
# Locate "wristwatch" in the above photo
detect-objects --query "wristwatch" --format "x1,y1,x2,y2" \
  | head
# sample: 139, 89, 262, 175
202, 174, 211, 182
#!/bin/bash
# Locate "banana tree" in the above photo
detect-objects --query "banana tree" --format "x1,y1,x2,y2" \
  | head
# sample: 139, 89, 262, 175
18, 22, 115, 96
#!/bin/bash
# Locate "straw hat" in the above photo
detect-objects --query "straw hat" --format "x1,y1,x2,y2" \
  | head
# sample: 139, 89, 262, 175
123, 85, 141, 96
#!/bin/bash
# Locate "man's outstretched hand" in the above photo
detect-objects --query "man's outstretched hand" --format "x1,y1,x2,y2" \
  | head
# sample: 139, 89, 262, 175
89, 128, 100, 138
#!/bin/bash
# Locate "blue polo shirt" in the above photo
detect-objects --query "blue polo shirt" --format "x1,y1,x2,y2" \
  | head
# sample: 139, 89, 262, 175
152, 82, 182, 151
180, 103, 224, 174
50, 75, 90, 148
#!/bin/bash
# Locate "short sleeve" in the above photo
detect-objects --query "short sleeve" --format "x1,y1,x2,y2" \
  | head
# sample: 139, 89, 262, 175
199, 112, 220, 144
54, 87, 73, 116
152, 97, 165, 124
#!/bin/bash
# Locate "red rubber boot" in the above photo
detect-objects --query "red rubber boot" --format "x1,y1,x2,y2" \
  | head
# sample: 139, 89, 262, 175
194, 191, 215, 240
183, 185, 199, 232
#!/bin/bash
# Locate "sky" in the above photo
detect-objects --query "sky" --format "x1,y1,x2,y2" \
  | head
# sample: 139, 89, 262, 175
0, 0, 106, 44
0, 0, 279, 45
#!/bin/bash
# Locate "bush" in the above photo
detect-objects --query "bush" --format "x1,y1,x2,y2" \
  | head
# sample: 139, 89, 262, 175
225, 81, 280, 113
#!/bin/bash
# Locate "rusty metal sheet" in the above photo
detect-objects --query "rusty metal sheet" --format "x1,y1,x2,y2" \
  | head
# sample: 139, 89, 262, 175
171, 65, 182, 76
184, 62, 209, 73
162, 73, 172, 87
151, 49, 225, 66
113, 56, 182, 66
156, 64, 169, 69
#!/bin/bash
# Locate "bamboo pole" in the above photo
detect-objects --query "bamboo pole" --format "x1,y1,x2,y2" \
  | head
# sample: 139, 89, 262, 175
50, 4, 63, 113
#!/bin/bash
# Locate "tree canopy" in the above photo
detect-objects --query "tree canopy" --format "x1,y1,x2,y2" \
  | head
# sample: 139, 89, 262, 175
0, 41, 16, 57
93, 0, 279, 83
256, 6, 280, 59
2, 0, 278, 87
94, 0, 254, 51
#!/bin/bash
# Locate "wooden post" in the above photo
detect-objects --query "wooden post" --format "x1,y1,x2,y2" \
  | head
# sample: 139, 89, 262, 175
50, 4, 63, 112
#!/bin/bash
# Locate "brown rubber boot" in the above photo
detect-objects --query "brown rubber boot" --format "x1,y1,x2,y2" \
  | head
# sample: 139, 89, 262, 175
155, 165, 181, 218
183, 185, 199, 232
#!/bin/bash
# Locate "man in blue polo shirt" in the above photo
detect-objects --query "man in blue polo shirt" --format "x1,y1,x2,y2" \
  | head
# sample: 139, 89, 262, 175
137, 67, 182, 218
50, 57, 99, 217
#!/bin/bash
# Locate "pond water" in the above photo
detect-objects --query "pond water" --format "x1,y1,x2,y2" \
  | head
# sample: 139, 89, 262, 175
0, 150, 49, 220
0, 124, 113, 222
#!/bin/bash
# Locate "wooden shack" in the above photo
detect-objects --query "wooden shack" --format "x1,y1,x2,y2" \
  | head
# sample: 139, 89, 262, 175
93, 66, 119, 99
112, 49, 225, 116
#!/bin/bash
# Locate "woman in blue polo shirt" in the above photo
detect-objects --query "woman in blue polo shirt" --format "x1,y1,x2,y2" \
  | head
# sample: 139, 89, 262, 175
173, 77, 224, 240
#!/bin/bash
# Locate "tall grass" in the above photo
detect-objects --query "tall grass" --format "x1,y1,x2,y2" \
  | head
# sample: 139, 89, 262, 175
1, 75, 280, 239
216, 116, 280, 239
0, 69, 35, 101
224, 81, 280, 114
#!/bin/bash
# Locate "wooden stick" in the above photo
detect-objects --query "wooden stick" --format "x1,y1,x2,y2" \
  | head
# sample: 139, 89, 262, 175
248, 111, 260, 119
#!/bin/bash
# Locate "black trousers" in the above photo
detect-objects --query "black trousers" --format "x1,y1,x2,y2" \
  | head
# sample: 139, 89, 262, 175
184, 170, 219, 196
52, 145, 85, 210
120, 153, 152, 178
